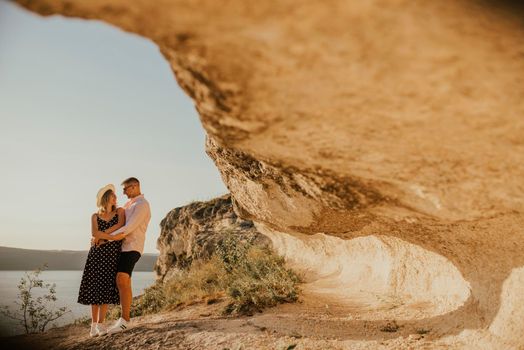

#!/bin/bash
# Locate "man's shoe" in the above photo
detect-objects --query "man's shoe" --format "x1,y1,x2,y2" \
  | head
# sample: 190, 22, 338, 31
89, 323, 98, 337
107, 317, 129, 334
96, 323, 108, 336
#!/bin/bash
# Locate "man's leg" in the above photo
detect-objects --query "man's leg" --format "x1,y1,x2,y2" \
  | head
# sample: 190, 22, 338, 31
116, 272, 132, 322
98, 304, 109, 323
109, 251, 141, 333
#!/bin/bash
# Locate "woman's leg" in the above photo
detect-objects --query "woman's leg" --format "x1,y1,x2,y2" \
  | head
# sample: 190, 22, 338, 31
91, 304, 100, 323
98, 304, 109, 323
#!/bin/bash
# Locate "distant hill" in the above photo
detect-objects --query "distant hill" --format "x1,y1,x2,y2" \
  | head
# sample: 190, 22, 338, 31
0, 246, 158, 272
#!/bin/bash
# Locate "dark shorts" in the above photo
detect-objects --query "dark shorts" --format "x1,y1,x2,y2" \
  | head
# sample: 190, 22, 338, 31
117, 251, 141, 277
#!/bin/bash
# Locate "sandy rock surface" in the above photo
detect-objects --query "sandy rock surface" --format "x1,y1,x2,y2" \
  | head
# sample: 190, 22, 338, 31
2, 297, 516, 350
14, 0, 524, 348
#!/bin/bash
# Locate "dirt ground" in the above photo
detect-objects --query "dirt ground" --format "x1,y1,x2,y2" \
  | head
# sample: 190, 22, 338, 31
2, 288, 515, 350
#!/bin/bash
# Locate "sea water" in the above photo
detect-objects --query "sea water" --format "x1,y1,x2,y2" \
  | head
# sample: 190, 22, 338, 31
0, 270, 156, 336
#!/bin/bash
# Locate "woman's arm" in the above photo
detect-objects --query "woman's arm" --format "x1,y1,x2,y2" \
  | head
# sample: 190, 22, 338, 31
91, 213, 102, 246
91, 213, 98, 237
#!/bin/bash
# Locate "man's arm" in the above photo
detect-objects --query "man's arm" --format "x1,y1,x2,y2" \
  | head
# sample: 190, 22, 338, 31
109, 201, 150, 236
94, 231, 126, 241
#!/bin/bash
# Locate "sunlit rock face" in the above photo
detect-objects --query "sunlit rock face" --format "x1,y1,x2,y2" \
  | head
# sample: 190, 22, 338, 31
17, 0, 524, 346
259, 224, 472, 319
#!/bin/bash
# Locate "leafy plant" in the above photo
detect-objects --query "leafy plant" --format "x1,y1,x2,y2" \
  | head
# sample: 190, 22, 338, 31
215, 233, 253, 273
0, 265, 70, 333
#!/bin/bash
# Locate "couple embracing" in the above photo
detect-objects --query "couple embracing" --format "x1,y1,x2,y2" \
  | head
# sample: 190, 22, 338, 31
77, 177, 151, 337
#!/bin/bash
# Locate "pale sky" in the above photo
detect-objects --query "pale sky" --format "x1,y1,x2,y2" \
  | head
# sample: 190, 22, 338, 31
0, 1, 228, 254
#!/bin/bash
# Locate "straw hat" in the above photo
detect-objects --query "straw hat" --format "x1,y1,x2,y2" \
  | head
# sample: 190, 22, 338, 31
96, 184, 116, 208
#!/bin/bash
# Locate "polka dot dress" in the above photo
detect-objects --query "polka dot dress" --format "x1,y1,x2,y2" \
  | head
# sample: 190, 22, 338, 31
77, 213, 122, 305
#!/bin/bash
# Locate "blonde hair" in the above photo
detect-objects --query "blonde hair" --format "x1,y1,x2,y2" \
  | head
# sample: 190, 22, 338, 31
98, 190, 116, 214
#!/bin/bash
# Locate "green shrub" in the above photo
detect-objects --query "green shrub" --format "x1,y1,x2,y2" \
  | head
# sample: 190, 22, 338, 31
215, 233, 253, 273
0, 265, 70, 333
132, 283, 166, 317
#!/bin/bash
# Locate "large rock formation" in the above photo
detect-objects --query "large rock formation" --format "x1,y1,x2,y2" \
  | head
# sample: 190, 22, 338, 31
155, 194, 269, 281
15, 0, 524, 347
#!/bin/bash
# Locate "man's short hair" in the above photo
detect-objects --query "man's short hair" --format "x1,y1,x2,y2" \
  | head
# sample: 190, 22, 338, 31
121, 177, 140, 186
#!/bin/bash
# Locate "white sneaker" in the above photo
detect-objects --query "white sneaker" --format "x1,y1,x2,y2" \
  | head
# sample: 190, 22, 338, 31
89, 323, 98, 337
107, 317, 129, 334
96, 323, 108, 336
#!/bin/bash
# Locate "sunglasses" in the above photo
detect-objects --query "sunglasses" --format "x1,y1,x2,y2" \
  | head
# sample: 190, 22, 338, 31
123, 184, 136, 191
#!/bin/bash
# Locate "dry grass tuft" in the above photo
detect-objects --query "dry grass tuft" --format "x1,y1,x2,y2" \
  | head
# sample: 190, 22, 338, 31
109, 233, 301, 319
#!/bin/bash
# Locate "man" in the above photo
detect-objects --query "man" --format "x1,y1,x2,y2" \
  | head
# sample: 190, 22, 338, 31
93, 177, 151, 334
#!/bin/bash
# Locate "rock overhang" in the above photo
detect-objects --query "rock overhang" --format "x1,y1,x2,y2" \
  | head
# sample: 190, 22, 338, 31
14, 0, 524, 346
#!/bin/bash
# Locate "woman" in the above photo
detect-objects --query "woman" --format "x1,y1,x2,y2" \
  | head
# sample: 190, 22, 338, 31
77, 184, 126, 337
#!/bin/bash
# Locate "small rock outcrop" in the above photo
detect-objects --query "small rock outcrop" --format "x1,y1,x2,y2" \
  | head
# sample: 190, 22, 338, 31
155, 194, 269, 281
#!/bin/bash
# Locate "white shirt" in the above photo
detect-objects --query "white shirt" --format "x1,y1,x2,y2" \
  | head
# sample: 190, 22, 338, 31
110, 194, 151, 254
